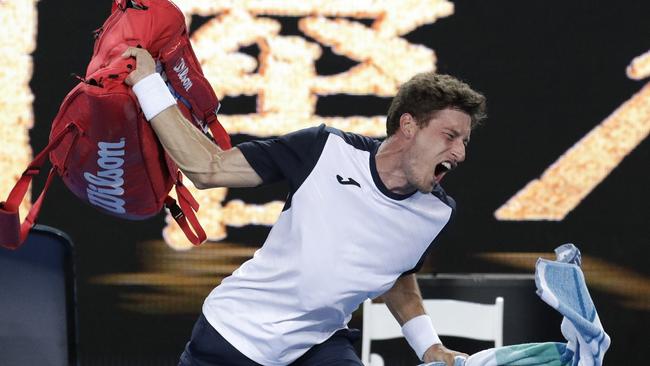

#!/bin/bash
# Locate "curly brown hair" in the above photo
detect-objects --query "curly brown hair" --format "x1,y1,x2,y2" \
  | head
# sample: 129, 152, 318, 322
386, 72, 486, 136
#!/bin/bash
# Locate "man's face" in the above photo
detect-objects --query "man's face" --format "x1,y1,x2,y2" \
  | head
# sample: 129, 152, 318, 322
402, 108, 472, 193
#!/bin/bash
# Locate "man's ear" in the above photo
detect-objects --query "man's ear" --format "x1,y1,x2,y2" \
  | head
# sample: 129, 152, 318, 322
399, 113, 416, 139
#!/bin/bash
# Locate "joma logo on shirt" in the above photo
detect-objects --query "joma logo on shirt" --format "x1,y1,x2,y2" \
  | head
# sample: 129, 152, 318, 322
336, 175, 361, 188
84, 139, 126, 214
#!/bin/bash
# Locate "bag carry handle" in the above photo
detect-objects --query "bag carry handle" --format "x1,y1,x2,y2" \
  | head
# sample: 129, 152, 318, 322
164, 172, 207, 245
0, 123, 79, 249
112, 0, 147, 12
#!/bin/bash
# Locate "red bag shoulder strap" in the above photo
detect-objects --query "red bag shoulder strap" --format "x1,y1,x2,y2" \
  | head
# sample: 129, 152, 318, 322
0, 123, 79, 249
159, 36, 232, 150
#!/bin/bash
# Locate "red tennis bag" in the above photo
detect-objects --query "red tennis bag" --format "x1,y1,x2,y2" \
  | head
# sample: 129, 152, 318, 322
0, 0, 230, 249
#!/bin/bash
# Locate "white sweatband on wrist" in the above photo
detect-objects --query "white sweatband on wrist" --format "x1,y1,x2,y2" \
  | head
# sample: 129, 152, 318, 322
401, 315, 442, 361
132, 73, 177, 121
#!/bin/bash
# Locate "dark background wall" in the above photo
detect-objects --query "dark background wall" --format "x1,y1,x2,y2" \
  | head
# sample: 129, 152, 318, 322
23, 0, 650, 364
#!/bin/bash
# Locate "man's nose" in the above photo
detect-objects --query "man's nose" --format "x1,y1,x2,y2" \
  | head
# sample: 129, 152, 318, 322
451, 140, 466, 163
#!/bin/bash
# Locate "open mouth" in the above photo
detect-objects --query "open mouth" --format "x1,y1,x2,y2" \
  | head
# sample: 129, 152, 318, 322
434, 161, 453, 182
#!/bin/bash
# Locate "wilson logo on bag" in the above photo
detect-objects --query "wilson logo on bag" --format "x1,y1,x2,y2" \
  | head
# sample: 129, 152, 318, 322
0, 0, 230, 249
84, 139, 127, 215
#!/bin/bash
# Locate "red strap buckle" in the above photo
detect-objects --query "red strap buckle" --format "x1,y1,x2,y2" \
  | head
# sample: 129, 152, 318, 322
24, 167, 40, 176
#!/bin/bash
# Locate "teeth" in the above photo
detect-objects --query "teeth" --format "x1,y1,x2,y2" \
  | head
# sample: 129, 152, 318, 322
441, 161, 451, 170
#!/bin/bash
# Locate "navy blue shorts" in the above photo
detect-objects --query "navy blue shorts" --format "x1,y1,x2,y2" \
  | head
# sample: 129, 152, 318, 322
178, 313, 363, 366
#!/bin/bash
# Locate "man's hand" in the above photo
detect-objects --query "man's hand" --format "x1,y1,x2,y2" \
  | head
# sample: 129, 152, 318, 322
423, 343, 468, 366
121, 47, 156, 86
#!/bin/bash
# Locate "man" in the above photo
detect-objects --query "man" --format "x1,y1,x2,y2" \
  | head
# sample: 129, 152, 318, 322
122, 46, 486, 366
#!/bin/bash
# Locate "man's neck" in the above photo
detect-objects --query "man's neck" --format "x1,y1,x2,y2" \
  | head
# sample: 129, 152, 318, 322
375, 137, 416, 195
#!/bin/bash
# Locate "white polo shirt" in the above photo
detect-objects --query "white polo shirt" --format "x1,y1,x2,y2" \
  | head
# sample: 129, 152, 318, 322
202, 125, 455, 365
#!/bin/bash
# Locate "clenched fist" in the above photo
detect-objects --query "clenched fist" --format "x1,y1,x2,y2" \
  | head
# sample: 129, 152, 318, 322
122, 47, 156, 86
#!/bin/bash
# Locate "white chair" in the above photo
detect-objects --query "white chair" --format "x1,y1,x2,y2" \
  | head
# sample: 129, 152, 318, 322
361, 297, 504, 366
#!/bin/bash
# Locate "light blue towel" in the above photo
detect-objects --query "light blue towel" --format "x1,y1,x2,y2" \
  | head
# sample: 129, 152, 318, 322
535, 244, 610, 365
422, 244, 610, 366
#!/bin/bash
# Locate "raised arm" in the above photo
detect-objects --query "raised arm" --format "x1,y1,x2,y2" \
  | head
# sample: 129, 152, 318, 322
381, 274, 468, 365
122, 47, 262, 189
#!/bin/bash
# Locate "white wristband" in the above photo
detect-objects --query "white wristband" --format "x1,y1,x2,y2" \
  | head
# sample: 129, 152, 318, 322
131, 73, 177, 121
402, 315, 442, 361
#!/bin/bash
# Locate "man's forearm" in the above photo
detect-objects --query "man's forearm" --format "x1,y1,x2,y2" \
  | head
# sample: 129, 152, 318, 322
383, 275, 468, 364
149, 106, 226, 188
383, 275, 444, 362
149, 106, 262, 188
383, 274, 426, 325
123, 47, 262, 188
127, 63, 226, 188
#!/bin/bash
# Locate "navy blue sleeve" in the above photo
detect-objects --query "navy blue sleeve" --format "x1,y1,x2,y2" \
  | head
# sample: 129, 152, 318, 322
237, 125, 329, 191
